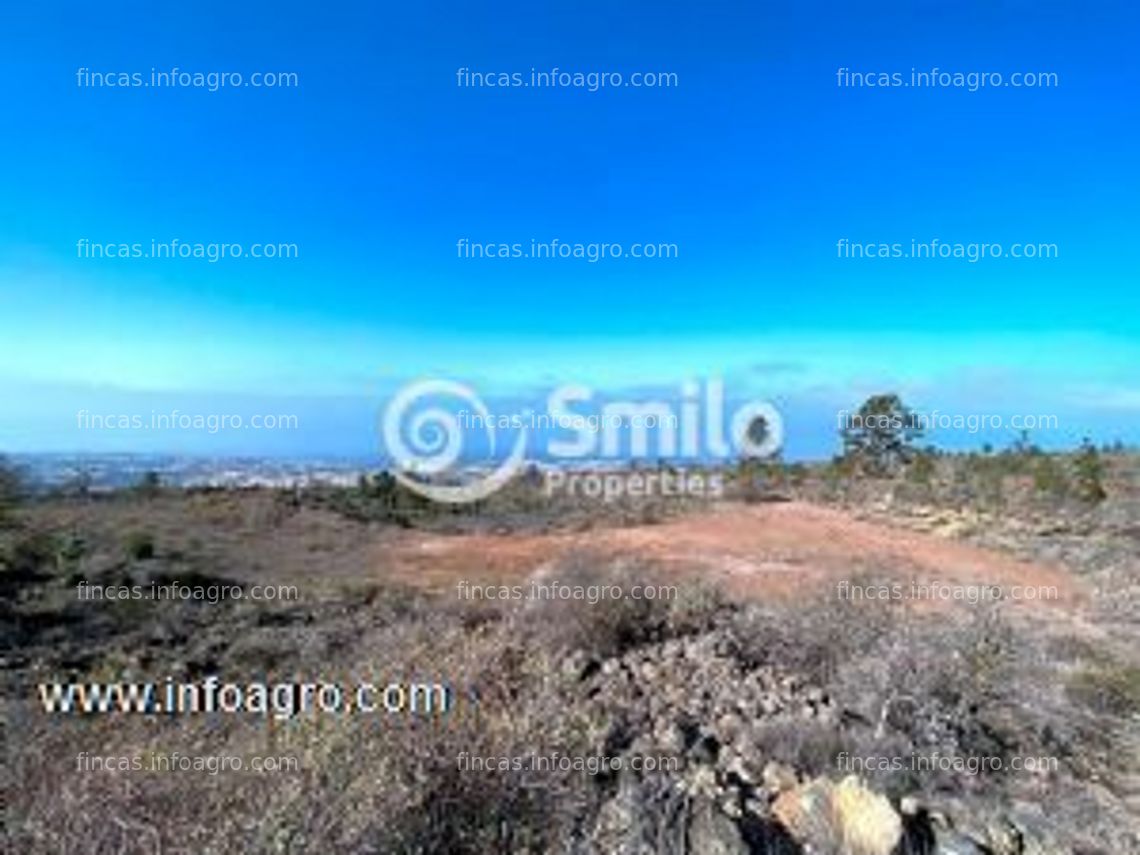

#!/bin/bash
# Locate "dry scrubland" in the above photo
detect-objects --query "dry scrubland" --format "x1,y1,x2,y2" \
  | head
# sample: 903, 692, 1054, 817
3, 452, 1139, 853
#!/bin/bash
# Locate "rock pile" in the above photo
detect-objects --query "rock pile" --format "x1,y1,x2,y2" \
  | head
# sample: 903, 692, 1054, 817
546, 624, 1076, 854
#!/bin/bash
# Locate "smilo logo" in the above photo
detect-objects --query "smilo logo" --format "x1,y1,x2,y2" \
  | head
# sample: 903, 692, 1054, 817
380, 378, 783, 504
381, 379, 528, 504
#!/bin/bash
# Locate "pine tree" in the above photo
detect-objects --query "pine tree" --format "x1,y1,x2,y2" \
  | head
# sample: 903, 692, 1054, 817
840, 394, 923, 476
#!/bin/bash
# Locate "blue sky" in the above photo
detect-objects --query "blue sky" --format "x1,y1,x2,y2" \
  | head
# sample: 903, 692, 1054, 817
1, 0, 1137, 458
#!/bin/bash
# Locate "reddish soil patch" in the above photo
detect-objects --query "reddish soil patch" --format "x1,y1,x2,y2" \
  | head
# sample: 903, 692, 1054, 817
373, 501, 1083, 608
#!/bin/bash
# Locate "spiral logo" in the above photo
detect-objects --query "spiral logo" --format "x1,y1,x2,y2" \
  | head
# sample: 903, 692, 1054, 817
381, 379, 528, 503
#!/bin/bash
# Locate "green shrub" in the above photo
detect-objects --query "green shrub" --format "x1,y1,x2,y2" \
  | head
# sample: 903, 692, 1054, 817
1072, 438, 1107, 503
1, 529, 60, 575
1066, 661, 1140, 717
0, 455, 25, 525
56, 532, 87, 571
906, 449, 937, 487
124, 531, 156, 560
1032, 455, 1070, 499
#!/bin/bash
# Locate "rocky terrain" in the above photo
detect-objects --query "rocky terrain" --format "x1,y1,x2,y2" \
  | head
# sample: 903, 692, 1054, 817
4, 453, 1138, 853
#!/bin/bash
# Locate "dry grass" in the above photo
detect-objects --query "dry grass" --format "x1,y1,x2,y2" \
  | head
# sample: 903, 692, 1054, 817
4, 471, 1139, 853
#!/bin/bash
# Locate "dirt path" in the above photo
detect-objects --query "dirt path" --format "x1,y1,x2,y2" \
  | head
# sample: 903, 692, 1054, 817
373, 500, 1084, 607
